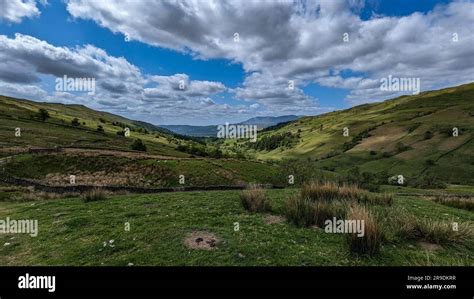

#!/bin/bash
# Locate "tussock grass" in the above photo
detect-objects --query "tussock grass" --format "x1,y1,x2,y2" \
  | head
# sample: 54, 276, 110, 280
284, 194, 347, 227
240, 184, 271, 213
345, 205, 382, 256
82, 188, 107, 202
433, 195, 474, 211
399, 215, 473, 245
300, 181, 392, 206
284, 195, 315, 227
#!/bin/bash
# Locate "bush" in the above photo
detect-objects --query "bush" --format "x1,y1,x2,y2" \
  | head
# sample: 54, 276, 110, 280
131, 139, 147, 152
345, 205, 382, 256
37, 108, 50, 122
82, 189, 106, 202
424, 130, 434, 140
240, 185, 270, 213
409, 174, 446, 189
97, 125, 104, 132
71, 118, 80, 126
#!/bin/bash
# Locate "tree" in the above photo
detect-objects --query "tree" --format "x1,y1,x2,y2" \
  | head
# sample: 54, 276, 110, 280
37, 108, 50, 122
71, 118, 80, 126
131, 139, 147, 152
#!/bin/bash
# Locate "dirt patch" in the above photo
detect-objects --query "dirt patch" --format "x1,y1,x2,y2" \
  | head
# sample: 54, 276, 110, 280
418, 241, 442, 252
184, 231, 220, 250
263, 214, 285, 225
349, 125, 406, 152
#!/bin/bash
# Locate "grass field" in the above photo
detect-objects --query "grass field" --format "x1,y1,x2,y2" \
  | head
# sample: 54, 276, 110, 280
0, 189, 472, 266
2, 152, 284, 188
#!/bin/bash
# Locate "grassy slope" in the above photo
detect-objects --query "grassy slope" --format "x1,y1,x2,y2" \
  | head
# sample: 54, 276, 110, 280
0, 95, 187, 157
223, 83, 474, 184
0, 189, 472, 266
3, 153, 284, 187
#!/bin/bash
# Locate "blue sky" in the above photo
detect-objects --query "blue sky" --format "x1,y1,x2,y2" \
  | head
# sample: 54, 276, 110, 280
0, 0, 472, 125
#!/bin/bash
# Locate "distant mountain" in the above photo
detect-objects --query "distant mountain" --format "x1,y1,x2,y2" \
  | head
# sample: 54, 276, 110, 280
160, 115, 302, 137
159, 125, 217, 137
239, 115, 301, 128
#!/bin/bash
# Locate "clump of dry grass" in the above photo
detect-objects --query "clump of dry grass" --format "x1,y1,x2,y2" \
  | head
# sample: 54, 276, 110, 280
301, 181, 355, 202
284, 195, 315, 227
239, 184, 271, 213
284, 194, 347, 227
82, 188, 107, 202
300, 181, 392, 206
398, 215, 473, 245
433, 195, 474, 211
345, 205, 382, 256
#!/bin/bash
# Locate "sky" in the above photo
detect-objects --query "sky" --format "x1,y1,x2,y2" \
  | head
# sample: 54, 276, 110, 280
0, 0, 472, 125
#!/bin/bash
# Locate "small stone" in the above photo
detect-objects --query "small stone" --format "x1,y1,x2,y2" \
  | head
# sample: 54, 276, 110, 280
4, 242, 11, 246
128, 263, 134, 266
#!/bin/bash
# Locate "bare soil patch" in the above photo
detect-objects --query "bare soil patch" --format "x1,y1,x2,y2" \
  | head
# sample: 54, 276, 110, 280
184, 231, 220, 250
263, 214, 285, 225
417, 241, 442, 252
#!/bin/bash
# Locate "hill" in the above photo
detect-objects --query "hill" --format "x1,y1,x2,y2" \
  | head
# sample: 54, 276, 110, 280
0, 95, 190, 157
220, 83, 474, 185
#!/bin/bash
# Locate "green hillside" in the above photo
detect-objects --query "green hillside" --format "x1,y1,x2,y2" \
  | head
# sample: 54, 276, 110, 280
221, 83, 474, 185
0, 95, 190, 157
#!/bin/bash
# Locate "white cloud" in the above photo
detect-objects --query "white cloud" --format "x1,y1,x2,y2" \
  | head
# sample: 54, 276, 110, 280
0, 33, 236, 124
65, 0, 474, 107
0, 0, 42, 23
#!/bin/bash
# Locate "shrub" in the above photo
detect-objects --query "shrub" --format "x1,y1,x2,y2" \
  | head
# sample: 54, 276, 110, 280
71, 118, 80, 126
37, 108, 50, 122
240, 185, 270, 213
345, 205, 382, 256
424, 130, 434, 140
409, 174, 446, 189
131, 139, 147, 152
82, 189, 106, 202
97, 125, 104, 132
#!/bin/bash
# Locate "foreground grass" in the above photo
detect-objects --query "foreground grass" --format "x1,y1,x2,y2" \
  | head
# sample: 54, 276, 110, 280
0, 189, 472, 266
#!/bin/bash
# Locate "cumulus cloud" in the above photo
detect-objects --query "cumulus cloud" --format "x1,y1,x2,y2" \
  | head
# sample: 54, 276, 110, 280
65, 0, 474, 107
0, 33, 232, 124
1, 0, 474, 124
0, 0, 43, 23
